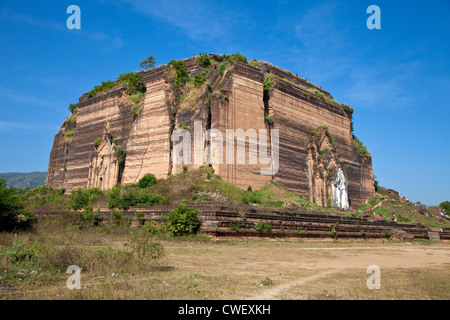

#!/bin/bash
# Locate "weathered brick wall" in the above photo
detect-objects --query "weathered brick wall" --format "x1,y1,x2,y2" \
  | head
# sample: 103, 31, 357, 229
47, 56, 374, 207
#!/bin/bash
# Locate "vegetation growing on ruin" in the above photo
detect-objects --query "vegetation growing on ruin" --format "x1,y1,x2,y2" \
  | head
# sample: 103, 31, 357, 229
168, 59, 189, 88
249, 60, 259, 68
307, 88, 355, 114
87, 80, 118, 98
87, 72, 146, 98
93, 137, 102, 148
130, 105, 141, 117
193, 73, 207, 88
218, 62, 228, 75
218, 53, 248, 64
130, 91, 145, 117
117, 72, 146, 96
140, 55, 156, 70
309, 87, 325, 100
353, 136, 371, 159
62, 129, 75, 137
197, 54, 211, 68
340, 103, 354, 113
264, 113, 274, 125
263, 72, 276, 100
68, 103, 77, 113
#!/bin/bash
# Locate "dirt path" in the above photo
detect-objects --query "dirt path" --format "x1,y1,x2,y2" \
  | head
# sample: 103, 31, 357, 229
244, 244, 450, 300
248, 269, 341, 300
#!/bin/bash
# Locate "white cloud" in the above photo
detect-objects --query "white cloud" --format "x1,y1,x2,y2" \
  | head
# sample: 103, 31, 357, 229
0, 85, 59, 109
0, 8, 125, 51
0, 120, 56, 132
119, 0, 244, 42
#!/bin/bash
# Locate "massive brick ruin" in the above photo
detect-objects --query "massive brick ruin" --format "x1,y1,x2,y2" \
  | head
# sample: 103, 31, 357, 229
47, 54, 375, 207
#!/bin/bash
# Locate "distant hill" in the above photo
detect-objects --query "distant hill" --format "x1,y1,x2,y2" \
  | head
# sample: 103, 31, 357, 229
0, 172, 47, 189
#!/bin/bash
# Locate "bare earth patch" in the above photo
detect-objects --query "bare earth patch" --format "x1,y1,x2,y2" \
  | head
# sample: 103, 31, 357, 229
1, 238, 449, 300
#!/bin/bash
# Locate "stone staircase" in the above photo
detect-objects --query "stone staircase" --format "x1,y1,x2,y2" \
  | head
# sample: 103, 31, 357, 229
35, 203, 442, 241
191, 204, 430, 241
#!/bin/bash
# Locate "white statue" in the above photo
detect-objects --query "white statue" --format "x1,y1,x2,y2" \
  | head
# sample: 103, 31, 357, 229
332, 168, 349, 210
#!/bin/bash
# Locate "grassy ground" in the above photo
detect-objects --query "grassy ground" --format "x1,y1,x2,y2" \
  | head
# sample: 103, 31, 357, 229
1, 218, 449, 300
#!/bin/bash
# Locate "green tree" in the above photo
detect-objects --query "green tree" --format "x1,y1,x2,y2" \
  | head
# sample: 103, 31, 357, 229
440, 201, 450, 212
0, 179, 35, 231
138, 174, 157, 189
140, 56, 156, 70
167, 204, 201, 236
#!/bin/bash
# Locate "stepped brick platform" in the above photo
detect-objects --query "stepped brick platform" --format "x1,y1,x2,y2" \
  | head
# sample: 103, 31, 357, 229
34, 203, 439, 241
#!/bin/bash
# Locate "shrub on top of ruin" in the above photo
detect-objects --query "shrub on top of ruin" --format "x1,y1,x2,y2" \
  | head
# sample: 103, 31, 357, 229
87, 72, 146, 99
309, 88, 325, 100
353, 136, 371, 159
249, 60, 259, 68
69, 103, 77, 113
220, 53, 248, 64
140, 56, 156, 71
138, 174, 157, 189
310, 130, 319, 138
88, 80, 118, 98
117, 72, 146, 96
167, 204, 201, 236
340, 103, 354, 113
168, 59, 189, 86
197, 54, 211, 68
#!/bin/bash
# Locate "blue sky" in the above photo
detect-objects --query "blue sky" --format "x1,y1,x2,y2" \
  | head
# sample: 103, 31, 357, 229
0, 0, 449, 205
